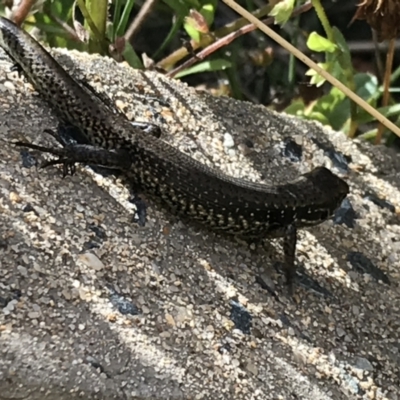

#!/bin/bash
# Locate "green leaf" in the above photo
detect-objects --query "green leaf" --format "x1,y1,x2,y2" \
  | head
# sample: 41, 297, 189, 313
201, 3, 216, 27
175, 59, 232, 78
305, 62, 330, 87
184, 3, 216, 43
306, 111, 330, 125
184, 22, 201, 43
314, 92, 342, 113
307, 32, 337, 53
123, 42, 143, 69
115, 0, 136, 38
332, 27, 352, 70
284, 99, 306, 116
269, 0, 296, 25
354, 72, 378, 101
310, 86, 348, 130
356, 103, 400, 124
328, 98, 351, 130
357, 128, 378, 141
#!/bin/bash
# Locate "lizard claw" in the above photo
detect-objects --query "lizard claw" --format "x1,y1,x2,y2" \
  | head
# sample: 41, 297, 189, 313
14, 141, 77, 177
40, 158, 77, 177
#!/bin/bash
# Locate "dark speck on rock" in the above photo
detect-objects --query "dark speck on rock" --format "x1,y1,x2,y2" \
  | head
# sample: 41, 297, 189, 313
140, 94, 171, 109
241, 138, 254, 148
0, 238, 7, 249
85, 355, 105, 373
83, 241, 101, 250
0, 296, 7, 308
88, 223, 107, 240
22, 203, 36, 214
282, 137, 302, 162
149, 108, 168, 125
85, 355, 111, 378
218, 342, 232, 354
20, 150, 37, 168
333, 198, 357, 228
279, 314, 291, 326
106, 286, 141, 315
230, 300, 252, 334
0, 288, 22, 308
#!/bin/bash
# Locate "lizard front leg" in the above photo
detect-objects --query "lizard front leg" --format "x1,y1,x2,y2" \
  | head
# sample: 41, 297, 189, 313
14, 141, 132, 176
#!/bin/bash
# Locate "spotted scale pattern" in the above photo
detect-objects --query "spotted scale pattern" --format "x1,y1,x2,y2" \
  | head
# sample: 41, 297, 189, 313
0, 16, 349, 238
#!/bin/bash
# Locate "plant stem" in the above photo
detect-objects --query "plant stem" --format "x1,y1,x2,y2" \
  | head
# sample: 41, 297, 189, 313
311, 0, 333, 42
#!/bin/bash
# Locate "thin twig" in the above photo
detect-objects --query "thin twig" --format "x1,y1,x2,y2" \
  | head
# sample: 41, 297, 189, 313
157, 4, 273, 71
10, 0, 36, 26
167, 1, 312, 79
375, 38, 395, 144
124, 0, 158, 43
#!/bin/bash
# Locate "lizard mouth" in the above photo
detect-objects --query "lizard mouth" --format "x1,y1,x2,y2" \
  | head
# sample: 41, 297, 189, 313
307, 166, 350, 198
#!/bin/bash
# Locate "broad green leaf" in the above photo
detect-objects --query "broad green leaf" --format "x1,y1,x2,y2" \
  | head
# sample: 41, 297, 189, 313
310, 87, 348, 130
307, 32, 337, 53
327, 98, 351, 130
314, 92, 341, 113
284, 99, 306, 116
269, 0, 296, 25
332, 27, 352, 70
354, 73, 378, 101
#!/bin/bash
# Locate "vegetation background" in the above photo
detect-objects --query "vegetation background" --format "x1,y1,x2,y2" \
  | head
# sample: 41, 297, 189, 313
2, 0, 400, 147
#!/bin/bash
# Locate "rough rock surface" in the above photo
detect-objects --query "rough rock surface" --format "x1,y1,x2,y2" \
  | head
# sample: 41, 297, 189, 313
0, 47, 399, 400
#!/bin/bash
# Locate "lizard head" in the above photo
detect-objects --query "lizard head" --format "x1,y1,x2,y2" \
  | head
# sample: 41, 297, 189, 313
295, 166, 350, 227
